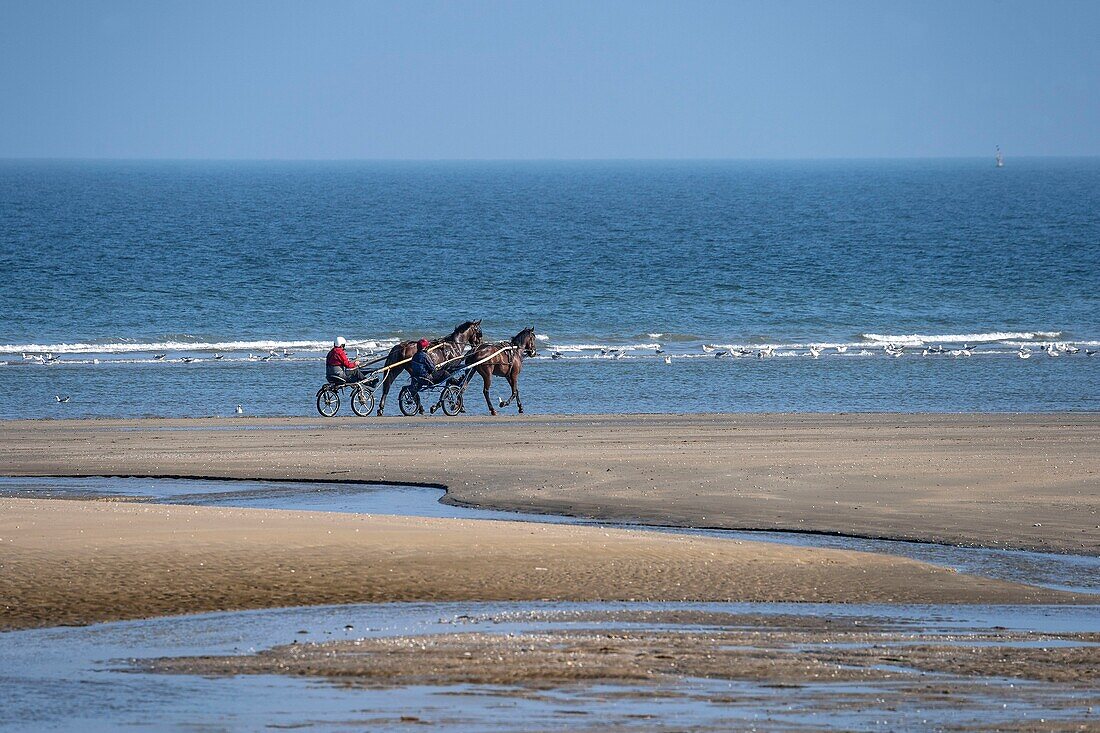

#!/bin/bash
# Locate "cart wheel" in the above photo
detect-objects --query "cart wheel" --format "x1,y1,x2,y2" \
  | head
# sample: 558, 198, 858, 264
440, 385, 463, 416
398, 385, 419, 416
316, 385, 340, 417
350, 385, 375, 417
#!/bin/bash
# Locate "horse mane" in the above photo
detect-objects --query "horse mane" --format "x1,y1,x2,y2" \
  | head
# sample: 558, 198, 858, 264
451, 320, 480, 336
433, 320, 481, 346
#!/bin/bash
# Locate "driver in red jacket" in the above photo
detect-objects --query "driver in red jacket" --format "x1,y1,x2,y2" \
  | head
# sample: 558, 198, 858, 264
326, 336, 369, 383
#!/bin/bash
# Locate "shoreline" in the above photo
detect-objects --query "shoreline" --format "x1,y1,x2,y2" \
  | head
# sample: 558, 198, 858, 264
11, 469, 1091, 557
2, 413, 1097, 554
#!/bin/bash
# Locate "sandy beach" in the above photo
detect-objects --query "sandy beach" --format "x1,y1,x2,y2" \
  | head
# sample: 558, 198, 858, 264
1, 412, 1097, 553
2, 495, 1078, 631
0, 413, 1097, 630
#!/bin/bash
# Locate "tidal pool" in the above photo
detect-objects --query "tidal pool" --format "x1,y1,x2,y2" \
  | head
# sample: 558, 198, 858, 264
2, 476, 1098, 731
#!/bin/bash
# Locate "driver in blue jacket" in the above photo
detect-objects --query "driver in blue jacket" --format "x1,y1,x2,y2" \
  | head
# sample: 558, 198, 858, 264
409, 338, 436, 414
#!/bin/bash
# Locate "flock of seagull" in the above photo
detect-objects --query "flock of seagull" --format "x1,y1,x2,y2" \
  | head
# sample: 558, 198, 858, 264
21, 347, 325, 366
545, 341, 1096, 362
24, 338, 1096, 406
1016, 342, 1096, 359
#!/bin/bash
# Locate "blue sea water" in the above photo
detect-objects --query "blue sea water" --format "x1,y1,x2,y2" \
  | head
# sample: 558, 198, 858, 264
1, 158, 1097, 417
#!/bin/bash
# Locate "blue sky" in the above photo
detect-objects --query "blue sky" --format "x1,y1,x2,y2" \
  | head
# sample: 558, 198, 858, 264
1, 0, 1097, 159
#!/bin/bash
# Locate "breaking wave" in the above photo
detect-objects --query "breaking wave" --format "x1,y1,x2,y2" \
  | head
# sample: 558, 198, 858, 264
859, 331, 1063, 346
0, 338, 396, 355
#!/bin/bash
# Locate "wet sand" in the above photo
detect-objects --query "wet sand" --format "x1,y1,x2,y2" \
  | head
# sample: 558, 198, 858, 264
0, 497, 1080, 630
147, 612, 1099, 687
1, 413, 1097, 553
144, 609, 1100, 724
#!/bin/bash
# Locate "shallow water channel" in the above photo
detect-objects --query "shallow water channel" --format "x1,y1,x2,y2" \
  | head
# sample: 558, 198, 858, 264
2, 476, 1098, 731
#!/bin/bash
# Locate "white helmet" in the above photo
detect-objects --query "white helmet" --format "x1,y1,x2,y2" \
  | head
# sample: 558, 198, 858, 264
334, 336, 347, 348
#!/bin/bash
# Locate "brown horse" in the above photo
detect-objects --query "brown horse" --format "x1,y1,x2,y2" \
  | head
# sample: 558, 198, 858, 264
376, 320, 483, 415
463, 327, 537, 415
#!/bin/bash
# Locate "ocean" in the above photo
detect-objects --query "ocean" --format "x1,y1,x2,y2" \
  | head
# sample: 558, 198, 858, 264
1, 158, 1097, 418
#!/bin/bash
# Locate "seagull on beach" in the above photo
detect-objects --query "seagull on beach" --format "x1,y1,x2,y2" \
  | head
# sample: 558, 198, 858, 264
808, 346, 821, 359
282, 349, 294, 357
701, 344, 716, 353
1046, 345, 1060, 357
654, 348, 664, 355
834, 345, 848, 354
55, 395, 71, 403
1017, 348, 1031, 359
236, 404, 243, 415
551, 351, 563, 360
757, 346, 775, 358
663, 355, 672, 365
153, 354, 166, 360
1086, 349, 1097, 357
213, 353, 224, 360
714, 350, 730, 358
181, 357, 195, 363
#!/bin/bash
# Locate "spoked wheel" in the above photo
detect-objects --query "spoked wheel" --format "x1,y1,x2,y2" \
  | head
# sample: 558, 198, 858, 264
316, 385, 340, 417
439, 385, 463, 416
398, 385, 420, 416
350, 384, 375, 417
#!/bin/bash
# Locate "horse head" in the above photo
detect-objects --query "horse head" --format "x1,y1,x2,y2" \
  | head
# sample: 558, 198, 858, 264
513, 327, 537, 357
451, 319, 484, 348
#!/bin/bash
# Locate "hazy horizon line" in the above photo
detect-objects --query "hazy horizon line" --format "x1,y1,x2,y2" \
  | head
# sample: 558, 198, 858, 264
2, 154, 1096, 164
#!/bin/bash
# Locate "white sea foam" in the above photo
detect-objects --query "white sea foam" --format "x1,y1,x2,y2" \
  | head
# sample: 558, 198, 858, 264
5, 329, 1089, 362
0, 338, 398, 355
549, 342, 663, 352
859, 331, 1062, 346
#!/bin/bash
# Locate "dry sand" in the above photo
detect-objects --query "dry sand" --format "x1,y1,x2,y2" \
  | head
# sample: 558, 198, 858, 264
0, 497, 1078, 630
1, 413, 1097, 552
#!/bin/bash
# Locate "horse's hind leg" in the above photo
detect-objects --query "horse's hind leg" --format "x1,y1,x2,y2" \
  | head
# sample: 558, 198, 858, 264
377, 367, 400, 415
479, 368, 497, 416
499, 371, 522, 413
